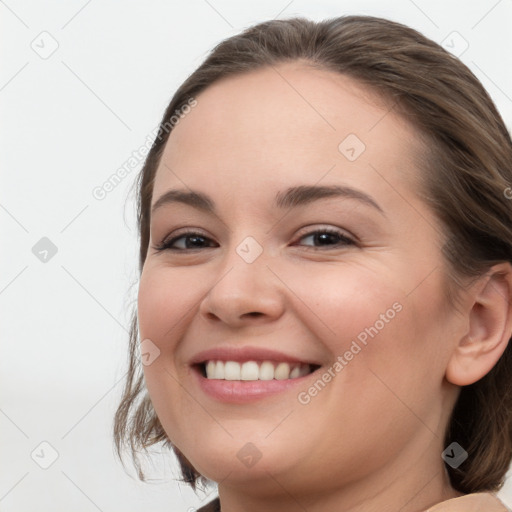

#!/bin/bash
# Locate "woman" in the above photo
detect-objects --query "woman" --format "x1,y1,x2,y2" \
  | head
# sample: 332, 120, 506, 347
114, 15, 512, 511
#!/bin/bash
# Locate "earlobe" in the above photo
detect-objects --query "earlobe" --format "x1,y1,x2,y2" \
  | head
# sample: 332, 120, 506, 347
446, 263, 512, 386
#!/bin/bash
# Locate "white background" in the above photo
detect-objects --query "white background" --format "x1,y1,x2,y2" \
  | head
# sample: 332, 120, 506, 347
1, 1, 512, 511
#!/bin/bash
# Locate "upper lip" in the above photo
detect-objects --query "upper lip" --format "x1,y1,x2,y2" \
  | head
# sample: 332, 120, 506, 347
189, 346, 322, 366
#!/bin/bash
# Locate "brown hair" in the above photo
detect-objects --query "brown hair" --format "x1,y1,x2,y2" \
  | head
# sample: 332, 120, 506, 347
113, 15, 512, 493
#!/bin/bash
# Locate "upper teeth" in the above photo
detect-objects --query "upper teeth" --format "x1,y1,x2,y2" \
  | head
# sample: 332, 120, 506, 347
205, 360, 311, 381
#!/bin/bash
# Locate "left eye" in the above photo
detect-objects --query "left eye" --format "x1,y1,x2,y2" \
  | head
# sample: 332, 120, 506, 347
295, 228, 355, 249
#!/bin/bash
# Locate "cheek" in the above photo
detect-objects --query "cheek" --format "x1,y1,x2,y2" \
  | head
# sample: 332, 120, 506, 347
297, 262, 448, 401
285, 271, 447, 471
291, 262, 405, 352
137, 265, 200, 344
137, 267, 198, 425
137, 262, 229, 426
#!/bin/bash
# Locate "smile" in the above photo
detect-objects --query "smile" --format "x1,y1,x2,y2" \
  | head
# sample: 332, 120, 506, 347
202, 360, 317, 381
189, 346, 323, 402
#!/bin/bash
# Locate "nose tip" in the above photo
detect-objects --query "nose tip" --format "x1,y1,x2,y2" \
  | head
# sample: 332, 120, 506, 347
198, 253, 285, 327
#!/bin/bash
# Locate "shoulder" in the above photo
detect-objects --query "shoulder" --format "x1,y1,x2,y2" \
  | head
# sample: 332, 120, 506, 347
194, 494, 510, 512
426, 492, 510, 512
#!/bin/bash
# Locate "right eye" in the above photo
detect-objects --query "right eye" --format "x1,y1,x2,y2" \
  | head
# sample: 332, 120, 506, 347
153, 231, 218, 252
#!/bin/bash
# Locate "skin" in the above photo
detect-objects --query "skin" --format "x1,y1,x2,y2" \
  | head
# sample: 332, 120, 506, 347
138, 62, 512, 512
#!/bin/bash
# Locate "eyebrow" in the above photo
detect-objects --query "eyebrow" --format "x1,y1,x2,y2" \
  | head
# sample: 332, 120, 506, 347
151, 184, 384, 216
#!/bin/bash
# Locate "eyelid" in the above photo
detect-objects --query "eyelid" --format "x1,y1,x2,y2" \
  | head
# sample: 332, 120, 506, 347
294, 224, 357, 242
154, 228, 215, 252
153, 224, 358, 253
160, 227, 210, 244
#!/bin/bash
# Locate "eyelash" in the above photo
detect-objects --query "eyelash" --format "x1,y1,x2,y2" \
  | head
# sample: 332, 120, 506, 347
153, 227, 356, 252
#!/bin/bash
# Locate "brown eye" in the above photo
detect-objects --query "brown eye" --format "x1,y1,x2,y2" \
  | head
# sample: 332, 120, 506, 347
295, 229, 355, 249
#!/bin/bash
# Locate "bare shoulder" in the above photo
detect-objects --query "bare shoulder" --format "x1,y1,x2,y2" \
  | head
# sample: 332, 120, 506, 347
426, 492, 510, 512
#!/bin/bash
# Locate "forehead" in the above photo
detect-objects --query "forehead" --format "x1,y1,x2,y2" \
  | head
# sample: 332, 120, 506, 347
153, 62, 421, 201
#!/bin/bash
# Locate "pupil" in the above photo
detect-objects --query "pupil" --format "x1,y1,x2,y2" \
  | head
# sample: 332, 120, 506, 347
188, 236, 204, 248
316, 233, 336, 245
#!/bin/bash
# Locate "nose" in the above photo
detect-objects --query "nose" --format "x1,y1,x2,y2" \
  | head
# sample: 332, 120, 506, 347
198, 243, 286, 328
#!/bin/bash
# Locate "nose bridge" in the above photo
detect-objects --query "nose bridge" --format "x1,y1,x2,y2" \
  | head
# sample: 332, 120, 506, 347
198, 231, 285, 323
216, 232, 272, 297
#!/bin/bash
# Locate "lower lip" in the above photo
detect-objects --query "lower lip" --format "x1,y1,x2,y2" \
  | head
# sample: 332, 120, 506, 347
193, 366, 315, 403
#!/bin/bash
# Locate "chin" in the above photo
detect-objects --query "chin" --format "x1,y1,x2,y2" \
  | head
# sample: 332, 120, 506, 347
176, 439, 297, 486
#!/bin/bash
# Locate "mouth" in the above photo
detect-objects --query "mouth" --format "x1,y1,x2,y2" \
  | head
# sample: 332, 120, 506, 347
189, 346, 324, 402
194, 360, 322, 381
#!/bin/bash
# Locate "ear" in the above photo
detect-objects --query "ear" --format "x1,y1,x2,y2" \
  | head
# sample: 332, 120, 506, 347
446, 262, 512, 386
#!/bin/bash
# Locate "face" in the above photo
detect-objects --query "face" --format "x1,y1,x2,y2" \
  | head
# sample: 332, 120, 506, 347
138, 63, 462, 498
